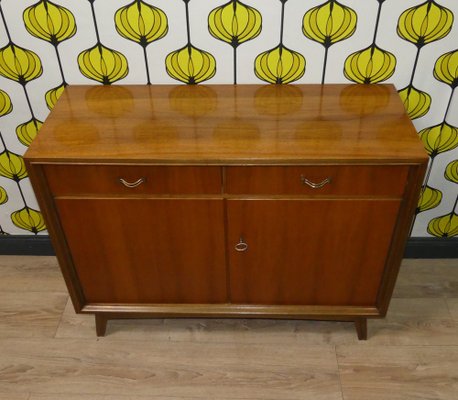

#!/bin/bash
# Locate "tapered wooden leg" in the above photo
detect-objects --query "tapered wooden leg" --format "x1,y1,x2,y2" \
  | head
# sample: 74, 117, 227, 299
354, 318, 367, 340
95, 314, 108, 337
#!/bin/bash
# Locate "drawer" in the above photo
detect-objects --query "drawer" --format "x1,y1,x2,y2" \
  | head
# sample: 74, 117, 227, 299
225, 165, 409, 196
44, 165, 222, 196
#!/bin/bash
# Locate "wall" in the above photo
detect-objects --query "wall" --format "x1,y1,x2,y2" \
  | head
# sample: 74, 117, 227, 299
0, 0, 457, 238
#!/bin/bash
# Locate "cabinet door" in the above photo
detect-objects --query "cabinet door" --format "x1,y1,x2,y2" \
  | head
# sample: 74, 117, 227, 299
227, 199, 401, 306
55, 198, 227, 304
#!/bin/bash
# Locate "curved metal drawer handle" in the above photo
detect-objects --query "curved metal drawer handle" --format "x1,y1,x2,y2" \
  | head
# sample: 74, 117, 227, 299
119, 177, 146, 188
300, 175, 331, 189
235, 238, 248, 252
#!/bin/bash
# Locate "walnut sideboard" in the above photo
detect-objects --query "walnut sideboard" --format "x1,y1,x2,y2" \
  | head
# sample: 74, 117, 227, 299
25, 84, 428, 339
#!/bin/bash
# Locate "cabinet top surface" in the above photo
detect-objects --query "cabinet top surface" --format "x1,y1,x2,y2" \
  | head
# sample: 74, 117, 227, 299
25, 84, 427, 164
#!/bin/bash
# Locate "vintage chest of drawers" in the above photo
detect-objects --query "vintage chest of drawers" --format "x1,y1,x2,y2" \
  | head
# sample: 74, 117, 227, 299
25, 84, 428, 339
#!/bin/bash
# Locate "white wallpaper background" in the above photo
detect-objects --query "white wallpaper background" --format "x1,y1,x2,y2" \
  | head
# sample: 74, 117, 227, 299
0, 0, 457, 237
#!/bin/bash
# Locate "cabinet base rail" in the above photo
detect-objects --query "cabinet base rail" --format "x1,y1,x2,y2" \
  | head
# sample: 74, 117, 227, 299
85, 304, 378, 340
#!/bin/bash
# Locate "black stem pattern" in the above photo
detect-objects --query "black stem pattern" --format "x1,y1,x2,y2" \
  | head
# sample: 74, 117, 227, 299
443, 87, 456, 124
0, 130, 7, 151
22, 85, 36, 120
408, 46, 421, 87
185, 0, 191, 45
90, 1, 100, 43
54, 46, 67, 86
424, 157, 435, 187
15, 181, 28, 208
143, 46, 151, 85
372, 1, 383, 45
322, 46, 329, 84
279, 0, 286, 46
233, 46, 237, 84
231, 0, 238, 84
452, 194, 458, 213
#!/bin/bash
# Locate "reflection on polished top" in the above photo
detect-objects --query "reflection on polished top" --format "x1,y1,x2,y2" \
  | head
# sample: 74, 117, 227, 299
25, 84, 428, 164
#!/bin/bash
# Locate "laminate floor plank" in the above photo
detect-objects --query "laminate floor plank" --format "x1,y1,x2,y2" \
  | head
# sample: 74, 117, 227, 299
0, 256, 66, 293
445, 298, 458, 320
161, 318, 358, 345
337, 345, 458, 400
393, 259, 458, 298
0, 292, 68, 338
366, 298, 458, 345
0, 338, 341, 400
31, 396, 150, 400
0, 393, 30, 400
29, 394, 304, 400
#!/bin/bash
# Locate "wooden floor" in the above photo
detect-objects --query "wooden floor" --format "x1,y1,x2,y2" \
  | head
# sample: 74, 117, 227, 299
0, 257, 457, 400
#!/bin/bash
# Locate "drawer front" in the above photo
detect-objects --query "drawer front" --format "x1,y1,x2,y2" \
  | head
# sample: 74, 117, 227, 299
225, 165, 409, 196
44, 165, 222, 196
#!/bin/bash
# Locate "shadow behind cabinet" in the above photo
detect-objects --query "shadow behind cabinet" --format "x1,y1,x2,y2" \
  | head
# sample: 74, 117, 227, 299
25, 84, 428, 339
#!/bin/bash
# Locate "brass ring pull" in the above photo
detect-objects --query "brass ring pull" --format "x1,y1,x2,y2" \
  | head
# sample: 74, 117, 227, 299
235, 238, 248, 252
300, 175, 331, 189
119, 177, 146, 188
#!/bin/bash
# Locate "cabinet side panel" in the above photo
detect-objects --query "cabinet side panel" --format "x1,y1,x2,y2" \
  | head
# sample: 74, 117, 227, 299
24, 162, 86, 311
376, 163, 428, 314
54, 198, 227, 304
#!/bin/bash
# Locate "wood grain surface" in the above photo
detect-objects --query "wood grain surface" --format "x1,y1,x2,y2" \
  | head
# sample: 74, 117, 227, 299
0, 292, 67, 338
54, 198, 227, 304
227, 199, 401, 305
0, 338, 341, 399
24, 84, 427, 164
225, 165, 408, 196
0, 256, 66, 292
337, 345, 458, 400
44, 165, 223, 196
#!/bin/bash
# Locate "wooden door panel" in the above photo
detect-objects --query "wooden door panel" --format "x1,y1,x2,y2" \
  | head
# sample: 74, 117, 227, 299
55, 199, 227, 304
227, 199, 401, 306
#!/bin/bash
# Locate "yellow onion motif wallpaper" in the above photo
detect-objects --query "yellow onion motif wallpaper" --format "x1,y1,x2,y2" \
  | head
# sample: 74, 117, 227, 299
0, 0, 457, 238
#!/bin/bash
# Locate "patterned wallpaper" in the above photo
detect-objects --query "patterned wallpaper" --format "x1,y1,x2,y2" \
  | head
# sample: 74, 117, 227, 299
0, 0, 457, 238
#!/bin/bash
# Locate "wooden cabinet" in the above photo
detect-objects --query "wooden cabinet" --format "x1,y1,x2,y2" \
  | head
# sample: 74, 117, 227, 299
25, 84, 428, 339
